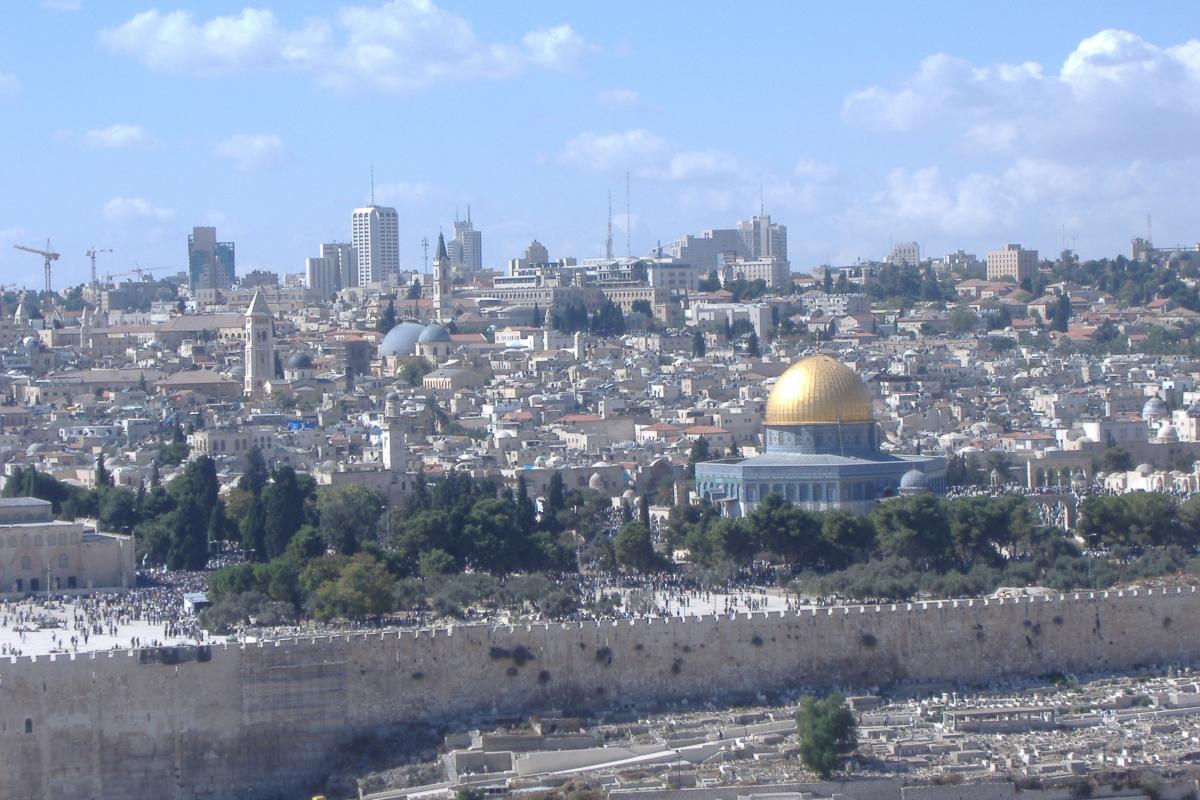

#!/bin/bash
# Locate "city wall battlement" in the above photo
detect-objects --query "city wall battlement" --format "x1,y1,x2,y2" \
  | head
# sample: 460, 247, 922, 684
2, 586, 1198, 799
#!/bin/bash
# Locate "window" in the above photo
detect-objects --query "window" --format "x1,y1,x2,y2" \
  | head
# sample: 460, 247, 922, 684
20, 556, 31, 571
24, 719, 32, 734
57, 554, 68, 569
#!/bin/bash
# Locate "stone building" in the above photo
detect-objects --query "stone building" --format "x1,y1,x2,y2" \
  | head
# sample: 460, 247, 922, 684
0, 498, 135, 595
695, 354, 945, 516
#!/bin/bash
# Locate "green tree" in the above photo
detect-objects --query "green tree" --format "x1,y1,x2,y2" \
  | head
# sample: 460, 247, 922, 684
692, 328, 706, 357
795, 693, 858, 778
241, 495, 268, 560
316, 484, 385, 554
1100, 446, 1134, 473
948, 306, 979, 335
746, 330, 760, 357
377, 298, 397, 333
262, 466, 306, 559
95, 453, 113, 488
687, 436, 711, 478
406, 279, 421, 300
238, 446, 269, 495
614, 521, 660, 572
871, 494, 952, 570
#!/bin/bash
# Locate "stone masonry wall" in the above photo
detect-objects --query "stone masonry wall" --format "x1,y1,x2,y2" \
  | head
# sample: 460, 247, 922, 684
2, 587, 1199, 800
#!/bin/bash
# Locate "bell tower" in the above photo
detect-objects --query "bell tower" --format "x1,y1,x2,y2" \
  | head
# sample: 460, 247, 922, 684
244, 288, 274, 397
433, 232, 450, 324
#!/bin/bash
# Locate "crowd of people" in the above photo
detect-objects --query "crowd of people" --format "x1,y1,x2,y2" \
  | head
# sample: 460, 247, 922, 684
0, 568, 213, 657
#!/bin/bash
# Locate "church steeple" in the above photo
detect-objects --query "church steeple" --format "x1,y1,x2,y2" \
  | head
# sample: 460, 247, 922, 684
433, 232, 450, 324
244, 288, 274, 398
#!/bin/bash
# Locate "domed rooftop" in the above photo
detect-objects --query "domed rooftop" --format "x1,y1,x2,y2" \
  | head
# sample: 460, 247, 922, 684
418, 323, 451, 343
1142, 396, 1169, 419
379, 322, 425, 357
899, 468, 930, 495
1158, 424, 1179, 442
765, 355, 873, 426
588, 472, 604, 490
286, 352, 314, 370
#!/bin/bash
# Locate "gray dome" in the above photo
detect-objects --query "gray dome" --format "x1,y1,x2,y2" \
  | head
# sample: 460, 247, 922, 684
386, 391, 400, 401
379, 322, 425, 357
1142, 397, 1168, 419
418, 323, 451, 343
899, 468, 930, 495
588, 472, 604, 490
286, 352, 314, 370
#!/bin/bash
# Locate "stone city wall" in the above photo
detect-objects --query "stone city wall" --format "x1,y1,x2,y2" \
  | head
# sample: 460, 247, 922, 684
2, 587, 1199, 800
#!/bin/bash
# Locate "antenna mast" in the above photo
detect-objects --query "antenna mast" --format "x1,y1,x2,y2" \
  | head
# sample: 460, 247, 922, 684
370, 165, 375, 206
606, 190, 613, 259
1147, 214, 1153, 246
625, 171, 631, 257
421, 237, 430, 274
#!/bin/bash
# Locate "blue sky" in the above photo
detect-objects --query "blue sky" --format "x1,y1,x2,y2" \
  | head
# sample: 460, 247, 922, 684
3, 1, 1200, 288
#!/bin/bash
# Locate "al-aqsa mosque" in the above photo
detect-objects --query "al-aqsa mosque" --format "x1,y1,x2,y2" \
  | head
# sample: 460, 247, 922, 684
694, 354, 945, 516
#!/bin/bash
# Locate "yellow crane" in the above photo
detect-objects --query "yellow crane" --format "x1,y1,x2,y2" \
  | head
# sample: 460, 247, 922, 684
13, 240, 60, 294
86, 247, 112, 288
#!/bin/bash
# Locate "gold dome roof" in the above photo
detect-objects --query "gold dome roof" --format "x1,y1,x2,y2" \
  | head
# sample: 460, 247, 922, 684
765, 355, 873, 425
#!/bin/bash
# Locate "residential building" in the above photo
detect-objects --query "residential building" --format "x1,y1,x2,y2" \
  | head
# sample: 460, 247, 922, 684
320, 242, 358, 288
305, 257, 338, 301
888, 241, 921, 265
351, 205, 400, 285
986, 244, 1038, 283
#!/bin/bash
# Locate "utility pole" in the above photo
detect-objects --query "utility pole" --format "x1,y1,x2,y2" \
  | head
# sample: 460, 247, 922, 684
625, 171, 631, 257
606, 190, 613, 260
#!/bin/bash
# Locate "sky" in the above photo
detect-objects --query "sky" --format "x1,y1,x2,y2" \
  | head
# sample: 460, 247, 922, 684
3, 1, 1200, 289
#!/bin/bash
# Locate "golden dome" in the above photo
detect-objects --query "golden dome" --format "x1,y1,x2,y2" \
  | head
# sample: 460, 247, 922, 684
765, 355, 873, 426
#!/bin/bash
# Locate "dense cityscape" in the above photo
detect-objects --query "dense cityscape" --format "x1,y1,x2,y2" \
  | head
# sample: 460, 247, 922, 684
6, 3, 1200, 800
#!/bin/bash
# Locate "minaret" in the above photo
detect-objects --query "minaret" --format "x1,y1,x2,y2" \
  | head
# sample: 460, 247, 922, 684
433, 232, 450, 323
244, 288, 274, 397
79, 305, 93, 351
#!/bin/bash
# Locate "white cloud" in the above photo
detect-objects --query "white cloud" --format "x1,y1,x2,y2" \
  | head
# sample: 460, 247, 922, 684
103, 196, 174, 222
665, 150, 741, 181
842, 29, 1200, 161
559, 129, 668, 174
98, 2, 593, 93
0, 72, 19, 96
83, 123, 153, 149
521, 25, 589, 69
212, 134, 284, 171
597, 88, 641, 109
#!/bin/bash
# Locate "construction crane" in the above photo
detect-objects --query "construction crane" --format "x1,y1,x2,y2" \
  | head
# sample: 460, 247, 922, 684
86, 247, 112, 288
104, 265, 168, 285
13, 240, 60, 294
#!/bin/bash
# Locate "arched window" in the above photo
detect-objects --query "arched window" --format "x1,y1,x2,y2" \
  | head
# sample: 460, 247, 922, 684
20, 556, 31, 571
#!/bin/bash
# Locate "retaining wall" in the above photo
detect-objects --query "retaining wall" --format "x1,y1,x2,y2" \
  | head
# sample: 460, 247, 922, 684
1, 587, 1198, 799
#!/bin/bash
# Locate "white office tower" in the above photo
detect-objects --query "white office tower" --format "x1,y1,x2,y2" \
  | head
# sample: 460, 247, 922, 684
305, 257, 338, 301
433, 232, 451, 323
244, 288, 274, 398
351, 206, 399, 285
448, 209, 483, 276
736, 214, 788, 262
320, 242, 358, 288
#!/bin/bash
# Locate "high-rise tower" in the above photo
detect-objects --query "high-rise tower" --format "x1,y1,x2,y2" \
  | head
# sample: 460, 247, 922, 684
244, 288, 274, 397
433, 232, 451, 323
351, 205, 399, 286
